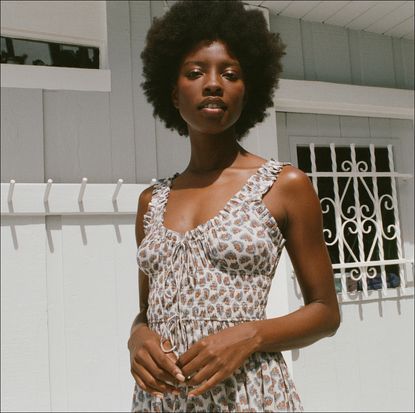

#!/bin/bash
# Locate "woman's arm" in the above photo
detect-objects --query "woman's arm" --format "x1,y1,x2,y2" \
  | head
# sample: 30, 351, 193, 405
128, 187, 185, 397
129, 272, 149, 336
245, 166, 340, 353
129, 188, 151, 337
177, 166, 340, 397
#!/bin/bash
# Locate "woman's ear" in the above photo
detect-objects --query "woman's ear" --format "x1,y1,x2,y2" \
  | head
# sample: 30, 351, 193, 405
171, 86, 179, 109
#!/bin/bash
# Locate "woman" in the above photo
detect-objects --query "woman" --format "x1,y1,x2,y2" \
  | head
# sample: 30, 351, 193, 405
128, 1, 340, 412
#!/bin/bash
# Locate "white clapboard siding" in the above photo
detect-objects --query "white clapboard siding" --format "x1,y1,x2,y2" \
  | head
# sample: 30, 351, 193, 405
1, 217, 51, 411
1, 183, 148, 412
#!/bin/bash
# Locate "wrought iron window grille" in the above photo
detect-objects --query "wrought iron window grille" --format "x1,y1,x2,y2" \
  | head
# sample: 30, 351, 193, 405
297, 143, 413, 299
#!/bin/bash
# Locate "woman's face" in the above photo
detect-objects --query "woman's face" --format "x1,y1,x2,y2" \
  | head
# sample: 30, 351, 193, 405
172, 40, 246, 137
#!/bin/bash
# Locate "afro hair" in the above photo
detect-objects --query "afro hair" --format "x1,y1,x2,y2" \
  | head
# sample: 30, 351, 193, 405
140, 0, 286, 140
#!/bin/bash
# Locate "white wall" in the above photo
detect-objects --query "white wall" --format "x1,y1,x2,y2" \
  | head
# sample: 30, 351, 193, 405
1, 217, 51, 412
1, 201, 145, 412
291, 296, 414, 412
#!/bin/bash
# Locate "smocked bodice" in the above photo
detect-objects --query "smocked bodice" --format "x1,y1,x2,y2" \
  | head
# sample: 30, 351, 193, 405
136, 159, 288, 355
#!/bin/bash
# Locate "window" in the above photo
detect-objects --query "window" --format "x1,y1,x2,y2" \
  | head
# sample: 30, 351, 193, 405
0, 36, 99, 69
297, 143, 410, 296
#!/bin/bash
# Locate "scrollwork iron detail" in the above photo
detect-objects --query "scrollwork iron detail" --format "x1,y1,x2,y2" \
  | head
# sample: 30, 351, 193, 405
312, 144, 404, 294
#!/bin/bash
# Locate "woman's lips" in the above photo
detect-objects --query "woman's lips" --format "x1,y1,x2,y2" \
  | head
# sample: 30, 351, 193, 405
197, 98, 227, 110
200, 107, 225, 116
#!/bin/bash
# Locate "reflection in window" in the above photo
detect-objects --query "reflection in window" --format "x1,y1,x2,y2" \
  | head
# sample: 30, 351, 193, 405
1, 36, 99, 69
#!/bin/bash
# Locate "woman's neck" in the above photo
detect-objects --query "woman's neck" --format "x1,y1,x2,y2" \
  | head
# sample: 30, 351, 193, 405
185, 128, 245, 174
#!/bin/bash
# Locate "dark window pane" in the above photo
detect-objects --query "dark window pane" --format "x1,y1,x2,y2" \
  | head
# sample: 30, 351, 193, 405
375, 147, 390, 172
1, 36, 7, 53
296, 146, 311, 173
1, 37, 7, 63
0, 36, 99, 69
13, 38, 52, 66
315, 146, 332, 172
355, 146, 371, 171
335, 146, 350, 172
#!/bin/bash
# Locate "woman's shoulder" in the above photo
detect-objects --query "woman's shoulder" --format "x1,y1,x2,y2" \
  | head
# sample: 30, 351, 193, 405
274, 163, 321, 217
138, 185, 155, 210
277, 163, 312, 192
137, 176, 171, 210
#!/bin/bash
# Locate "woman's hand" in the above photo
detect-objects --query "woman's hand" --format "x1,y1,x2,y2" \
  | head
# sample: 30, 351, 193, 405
177, 322, 258, 398
128, 324, 186, 397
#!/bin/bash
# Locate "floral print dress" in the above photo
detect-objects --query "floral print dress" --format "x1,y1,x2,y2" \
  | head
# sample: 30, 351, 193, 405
132, 158, 303, 412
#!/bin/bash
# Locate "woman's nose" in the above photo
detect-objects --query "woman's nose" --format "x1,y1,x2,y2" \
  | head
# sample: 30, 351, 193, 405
203, 72, 223, 96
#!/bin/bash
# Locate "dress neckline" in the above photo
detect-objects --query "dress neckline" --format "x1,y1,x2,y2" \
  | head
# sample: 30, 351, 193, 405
160, 158, 275, 238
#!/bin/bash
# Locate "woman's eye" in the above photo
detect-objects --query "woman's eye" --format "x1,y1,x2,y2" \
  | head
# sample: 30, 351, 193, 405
186, 70, 202, 79
223, 72, 239, 80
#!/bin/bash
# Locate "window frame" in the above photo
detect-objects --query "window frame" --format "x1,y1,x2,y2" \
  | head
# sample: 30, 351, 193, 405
289, 135, 413, 301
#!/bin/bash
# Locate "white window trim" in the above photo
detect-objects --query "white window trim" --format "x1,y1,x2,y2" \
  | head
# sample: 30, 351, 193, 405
1, 64, 111, 92
275, 79, 414, 121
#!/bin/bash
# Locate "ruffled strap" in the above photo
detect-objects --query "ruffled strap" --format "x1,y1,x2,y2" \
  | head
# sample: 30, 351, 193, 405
142, 177, 171, 235
243, 159, 290, 201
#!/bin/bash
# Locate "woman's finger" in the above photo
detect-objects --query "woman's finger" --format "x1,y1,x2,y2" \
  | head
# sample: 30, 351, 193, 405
150, 340, 186, 384
132, 359, 180, 394
136, 347, 178, 385
187, 371, 224, 398
186, 362, 218, 387
162, 339, 179, 364
131, 369, 165, 399
179, 352, 210, 379
177, 340, 202, 368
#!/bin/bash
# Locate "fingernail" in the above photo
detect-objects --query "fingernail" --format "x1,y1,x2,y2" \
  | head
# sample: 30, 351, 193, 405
154, 392, 164, 399
175, 373, 186, 382
188, 393, 194, 399
172, 389, 180, 396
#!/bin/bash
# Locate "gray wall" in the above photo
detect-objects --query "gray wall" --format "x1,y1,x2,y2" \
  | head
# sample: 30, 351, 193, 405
1, 1, 414, 184
274, 112, 414, 411
270, 14, 414, 90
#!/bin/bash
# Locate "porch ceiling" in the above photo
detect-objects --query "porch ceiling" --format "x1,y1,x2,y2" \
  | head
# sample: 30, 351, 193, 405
244, 1, 414, 40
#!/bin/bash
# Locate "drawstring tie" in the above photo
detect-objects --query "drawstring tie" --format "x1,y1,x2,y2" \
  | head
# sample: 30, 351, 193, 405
160, 238, 194, 354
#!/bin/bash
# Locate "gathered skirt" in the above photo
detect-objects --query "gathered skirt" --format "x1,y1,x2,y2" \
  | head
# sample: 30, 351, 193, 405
131, 319, 303, 412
